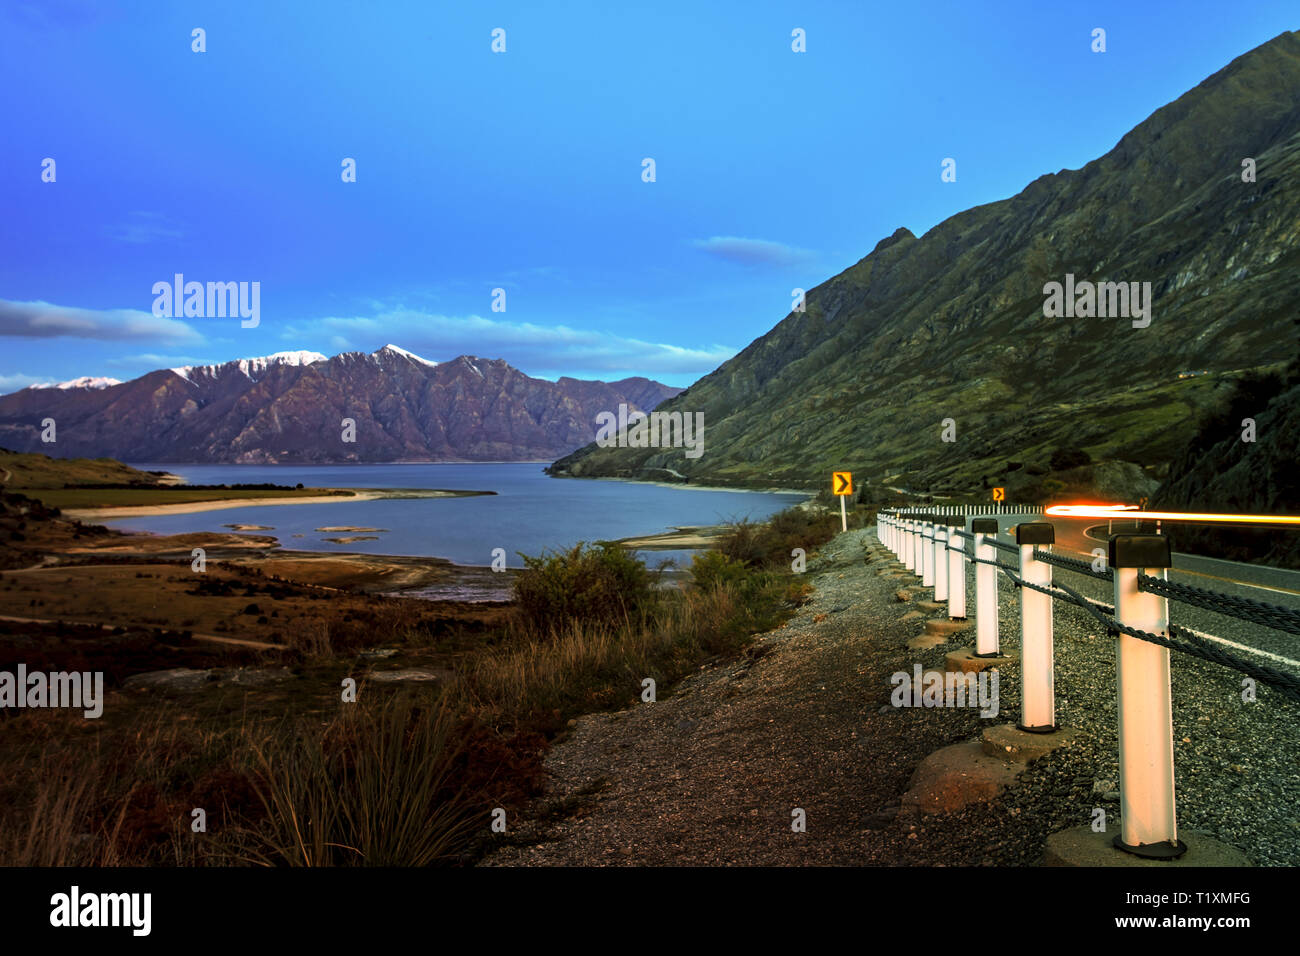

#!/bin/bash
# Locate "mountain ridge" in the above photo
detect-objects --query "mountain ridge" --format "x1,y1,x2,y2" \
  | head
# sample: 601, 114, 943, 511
0, 347, 681, 464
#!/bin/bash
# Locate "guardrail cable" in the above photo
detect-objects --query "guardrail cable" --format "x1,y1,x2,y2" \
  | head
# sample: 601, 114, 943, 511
1032, 548, 1114, 582
881, 528, 1300, 699
1136, 574, 1300, 636
1050, 577, 1300, 704
984, 557, 1300, 703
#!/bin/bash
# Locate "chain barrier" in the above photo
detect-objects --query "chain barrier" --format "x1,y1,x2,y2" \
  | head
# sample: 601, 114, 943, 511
1136, 573, 1300, 636
880, 523, 1300, 700
969, 549, 1300, 702
1032, 547, 1114, 582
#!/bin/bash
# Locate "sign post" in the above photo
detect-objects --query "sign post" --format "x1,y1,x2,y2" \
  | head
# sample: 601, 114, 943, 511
832, 471, 852, 532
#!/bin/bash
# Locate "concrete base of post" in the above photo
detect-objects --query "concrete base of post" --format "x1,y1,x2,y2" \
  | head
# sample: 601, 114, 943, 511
981, 724, 1077, 763
916, 600, 946, 612
901, 741, 1023, 815
907, 632, 948, 650
923, 618, 970, 637
1042, 827, 1250, 867
946, 646, 1016, 673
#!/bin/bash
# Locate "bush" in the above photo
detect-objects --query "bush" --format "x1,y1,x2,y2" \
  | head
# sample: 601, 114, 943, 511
714, 506, 840, 571
689, 551, 751, 592
513, 542, 653, 636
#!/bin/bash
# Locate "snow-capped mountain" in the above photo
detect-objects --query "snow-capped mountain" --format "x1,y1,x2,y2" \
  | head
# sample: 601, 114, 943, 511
28, 376, 124, 390
0, 346, 680, 463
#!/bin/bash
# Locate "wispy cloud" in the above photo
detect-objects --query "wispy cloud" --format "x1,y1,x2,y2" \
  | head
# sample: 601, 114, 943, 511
0, 372, 53, 392
0, 299, 204, 344
691, 236, 815, 266
105, 353, 206, 369
104, 211, 185, 245
282, 309, 735, 377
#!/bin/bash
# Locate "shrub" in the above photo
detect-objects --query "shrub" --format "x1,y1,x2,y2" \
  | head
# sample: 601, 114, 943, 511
714, 506, 840, 570
513, 542, 653, 636
689, 550, 751, 592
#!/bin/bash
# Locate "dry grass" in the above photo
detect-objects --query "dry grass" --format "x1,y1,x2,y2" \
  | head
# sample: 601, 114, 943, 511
0, 507, 822, 867
239, 692, 475, 867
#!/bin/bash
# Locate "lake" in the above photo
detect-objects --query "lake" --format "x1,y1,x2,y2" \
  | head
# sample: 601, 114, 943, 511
113, 462, 808, 570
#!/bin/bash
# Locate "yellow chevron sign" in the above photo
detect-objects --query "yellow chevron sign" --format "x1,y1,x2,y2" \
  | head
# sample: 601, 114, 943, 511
832, 472, 853, 496
992, 487, 1006, 502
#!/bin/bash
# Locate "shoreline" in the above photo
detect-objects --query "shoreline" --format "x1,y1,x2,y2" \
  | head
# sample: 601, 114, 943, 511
65, 487, 487, 520
545, 472, 816, 498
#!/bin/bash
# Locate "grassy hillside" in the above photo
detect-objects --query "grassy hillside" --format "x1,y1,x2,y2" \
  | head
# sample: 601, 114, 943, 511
0, 449, 168, 489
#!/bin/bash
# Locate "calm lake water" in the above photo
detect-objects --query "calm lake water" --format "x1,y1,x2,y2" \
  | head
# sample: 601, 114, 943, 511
114, 463, 808, 570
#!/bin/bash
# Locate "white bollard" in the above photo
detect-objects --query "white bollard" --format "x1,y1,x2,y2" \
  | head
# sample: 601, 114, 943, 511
921, 522, 935, 587
1016, 522, 1056, 732
903, 520, 915, 571
934, 525, 948, 601
946, 523, 966, 619
1110, 534, 1184, 858
971, 518, 998, 654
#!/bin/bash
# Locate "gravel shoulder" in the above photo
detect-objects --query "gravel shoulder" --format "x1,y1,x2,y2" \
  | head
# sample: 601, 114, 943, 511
481, 529, 1299, 866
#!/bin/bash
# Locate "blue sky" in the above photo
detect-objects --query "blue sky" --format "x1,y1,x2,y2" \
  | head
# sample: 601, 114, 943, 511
1, 0, 1296, 391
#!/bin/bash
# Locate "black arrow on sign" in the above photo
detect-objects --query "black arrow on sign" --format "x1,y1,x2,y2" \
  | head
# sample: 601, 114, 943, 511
835, 474, 850, 494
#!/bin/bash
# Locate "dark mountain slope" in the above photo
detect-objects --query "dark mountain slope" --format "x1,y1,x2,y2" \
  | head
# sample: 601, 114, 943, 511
551, 31, 1300, 493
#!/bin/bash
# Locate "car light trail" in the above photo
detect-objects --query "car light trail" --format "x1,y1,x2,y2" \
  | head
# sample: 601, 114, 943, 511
1046, 504, 1300, 525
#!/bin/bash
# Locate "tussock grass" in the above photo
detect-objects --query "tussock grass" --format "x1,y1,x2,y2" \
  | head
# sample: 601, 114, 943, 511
240, 692, 474, 867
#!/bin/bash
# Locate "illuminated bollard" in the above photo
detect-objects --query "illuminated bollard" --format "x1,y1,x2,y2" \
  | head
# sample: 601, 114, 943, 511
1016, 522, 1056, 733
1110, 534, 1185, 858
934, 524, 949, 601
946, 522, 966, 619
971, 518, 999, 655
910, 519, 922, 575
921, 521, 935, 587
